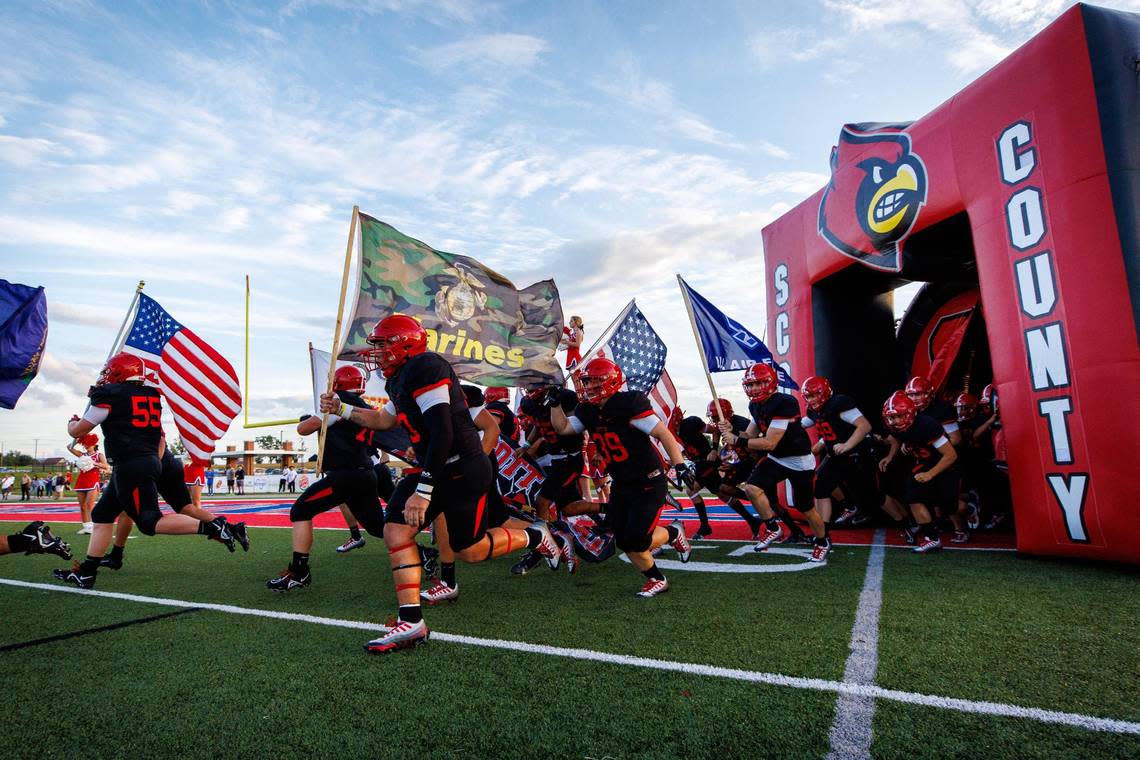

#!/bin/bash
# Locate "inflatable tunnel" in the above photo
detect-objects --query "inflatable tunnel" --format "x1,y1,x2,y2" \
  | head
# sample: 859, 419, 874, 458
761, 4, 1140, 563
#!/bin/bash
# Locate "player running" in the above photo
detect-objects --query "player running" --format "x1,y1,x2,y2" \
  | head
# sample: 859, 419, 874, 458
800, 376, 875, 530
548, 357, 694, 598
320, 315, 561, 653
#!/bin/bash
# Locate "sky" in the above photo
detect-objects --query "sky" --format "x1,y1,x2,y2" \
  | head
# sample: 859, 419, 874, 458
2, 0, 1137, 462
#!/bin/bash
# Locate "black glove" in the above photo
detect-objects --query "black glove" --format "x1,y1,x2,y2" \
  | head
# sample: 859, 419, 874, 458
542, 387, 563, 409
674, 461, 697, 491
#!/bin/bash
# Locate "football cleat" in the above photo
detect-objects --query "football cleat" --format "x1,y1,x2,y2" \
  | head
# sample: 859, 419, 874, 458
690, 525, 714, 541
99, 555, 123, 570
913, 536, 942, 554
950, 530, 970, 544
510, 551, 542, 576
22, 522, 72, 560
364, 619, 429, 653
207, 519, 236, 552
229, 521, 250, 552
266, 566, 311, 591
983, 512, 1007, 531
669, 520, 691, 562
530, 521, 561, 571
834, 508, 860, 526
753, 523, 782, 552
52, 564, 95, 589
902, 527, 918, 546
76, 524, 93, 535
336, 536, 366, 554
554, 530, 579, 575
809, 540, 831, 563
635, 578, 669, 598
420, 580, 459, 604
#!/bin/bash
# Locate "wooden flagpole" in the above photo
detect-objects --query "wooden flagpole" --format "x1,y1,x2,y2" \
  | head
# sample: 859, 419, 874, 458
316, 205, 360, 473
677, 275, 727, 426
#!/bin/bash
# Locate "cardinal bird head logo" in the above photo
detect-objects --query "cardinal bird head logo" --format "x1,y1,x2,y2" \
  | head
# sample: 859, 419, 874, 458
818, 124, 928, 272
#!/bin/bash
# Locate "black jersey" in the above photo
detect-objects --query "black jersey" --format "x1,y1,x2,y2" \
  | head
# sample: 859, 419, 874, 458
925, 399, 959, 434
385, 352, 483, 469
88, 383, 162, 463
521, 389, 582, 454
892, 412, 950, 473
485, 400, 518, 442
677, 416, 713, 461
572, 391, 663, 484
747, 393, 813, 459
301, 391, 375, 471
807, 394, 867, 453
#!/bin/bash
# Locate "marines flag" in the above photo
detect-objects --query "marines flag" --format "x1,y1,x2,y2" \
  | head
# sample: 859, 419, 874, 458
116, 293, 241, 463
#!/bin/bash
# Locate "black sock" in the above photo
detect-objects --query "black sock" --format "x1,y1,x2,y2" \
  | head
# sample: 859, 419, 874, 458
691, 496, 711, 531
399, 604, 423, 624
728, 498, 762, 531
109, 545, 125, 560
79, 555, 102, 574
523, 527, 543, 550
664, 523, 681, 543
291, 551, 309, 570
917, 522, 934, 540
7, 533, 32, 553
441, 562, 456, 587
814, 535, 831, 546
642, 564, 665, 581
765, 518, 780, 531
197, 518, 224, 537
349, 526, 362, 540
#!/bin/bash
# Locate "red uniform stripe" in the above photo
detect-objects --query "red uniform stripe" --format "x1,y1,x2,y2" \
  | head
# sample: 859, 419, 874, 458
304, 487, 334, 502
472, 494, 486, 539
647, 504, 667, 534
412, 379, 451, 398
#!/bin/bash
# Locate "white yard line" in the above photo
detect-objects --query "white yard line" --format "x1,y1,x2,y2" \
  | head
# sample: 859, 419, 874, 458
827, 529, 887, 759
2, 577, 1137, 736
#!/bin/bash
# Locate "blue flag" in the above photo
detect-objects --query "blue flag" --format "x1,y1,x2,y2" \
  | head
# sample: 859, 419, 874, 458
679, 276, 798, 389
0, 280, 48, 409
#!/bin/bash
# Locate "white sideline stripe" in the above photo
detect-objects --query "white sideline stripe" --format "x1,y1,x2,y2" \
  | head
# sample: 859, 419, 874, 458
827, 529, 887, 760
2, 577, 1138, 736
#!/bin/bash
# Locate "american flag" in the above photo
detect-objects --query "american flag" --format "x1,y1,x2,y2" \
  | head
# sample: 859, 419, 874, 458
119, 294, 241, 463
588, 301, 679, 427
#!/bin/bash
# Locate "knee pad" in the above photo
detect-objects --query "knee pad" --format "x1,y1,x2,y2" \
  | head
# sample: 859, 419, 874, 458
135, 511, 161, 536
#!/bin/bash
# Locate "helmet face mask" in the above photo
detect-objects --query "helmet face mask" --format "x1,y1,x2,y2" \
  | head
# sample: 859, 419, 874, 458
883, 391, 917, 432
742, 363, 778, 403
364, 315, 427, 377
98, 353, 146, 386
801, 375, 832, 411
904, 376, 934, 410
579, 358, 623, 404
333, 365, 368, 394
955, 392, 979, 423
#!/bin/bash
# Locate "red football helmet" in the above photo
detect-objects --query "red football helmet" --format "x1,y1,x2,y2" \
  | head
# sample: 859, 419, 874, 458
579, 357, 623, 404
742, 363, 778, 402
333, 365, 367, 394
883, 391, 917, 432
955, 392, 979, 422
97, 352, 146, 385
364, 315, 427, 377
706, 398, 734, 420
485, 386, 509, 404
904, 376, 934, 409
801, 375, 833, 411
980, 383, 996, 408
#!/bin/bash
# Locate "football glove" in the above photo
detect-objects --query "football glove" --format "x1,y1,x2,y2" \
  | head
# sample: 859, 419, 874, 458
674, 461, 697, 491
542, 387, 563, 409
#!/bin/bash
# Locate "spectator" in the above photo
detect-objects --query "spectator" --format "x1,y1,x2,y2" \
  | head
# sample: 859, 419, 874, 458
53, 473, 65, 500
278, 467, 288, 492
0, 475, 13, 501
226, 465, 235, 494
20, 473, 31, 501
236, 465, 245, 495
207, 467, 215, 496
65, 469, 73, 492
285, 465, 297, 494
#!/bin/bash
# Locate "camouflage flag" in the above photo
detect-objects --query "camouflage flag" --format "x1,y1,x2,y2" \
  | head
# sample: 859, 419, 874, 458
342, 213, 565, 387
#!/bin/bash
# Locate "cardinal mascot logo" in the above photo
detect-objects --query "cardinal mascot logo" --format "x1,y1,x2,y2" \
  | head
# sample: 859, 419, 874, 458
818, 123, 928, 272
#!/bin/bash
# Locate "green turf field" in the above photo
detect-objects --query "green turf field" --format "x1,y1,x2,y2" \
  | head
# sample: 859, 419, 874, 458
1, 522, 1137, 759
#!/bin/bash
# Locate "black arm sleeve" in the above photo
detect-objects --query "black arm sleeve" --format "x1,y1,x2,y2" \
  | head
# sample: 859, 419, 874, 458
419, 403, 454, 484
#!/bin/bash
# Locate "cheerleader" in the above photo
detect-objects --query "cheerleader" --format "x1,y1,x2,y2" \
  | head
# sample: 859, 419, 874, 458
66, 433, 110, 535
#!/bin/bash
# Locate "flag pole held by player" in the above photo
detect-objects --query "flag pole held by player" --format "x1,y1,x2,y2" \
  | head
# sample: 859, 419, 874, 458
317, 205, 360, 474
108, 280, 145, 360
677, 275, 726, 426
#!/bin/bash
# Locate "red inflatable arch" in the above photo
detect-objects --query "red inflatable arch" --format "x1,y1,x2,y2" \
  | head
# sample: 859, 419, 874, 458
761, 4, 1140, 563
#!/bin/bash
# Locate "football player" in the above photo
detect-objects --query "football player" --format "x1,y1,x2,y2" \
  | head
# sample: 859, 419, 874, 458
878, 392, 958, 553
483, 386, 519, 444
99, 436, 249, 570
548, 357, 694, 598
676, 402, 762, 541
0, 522, 71, 559
800, 376, 875, 529
66, 432, 110, 535
320, 316, 561, 653
718, 363, 831, 562
266, 365, 386, 591
905, 377, 962, 446
511, 385, 584, 574
55, 353, 237, 589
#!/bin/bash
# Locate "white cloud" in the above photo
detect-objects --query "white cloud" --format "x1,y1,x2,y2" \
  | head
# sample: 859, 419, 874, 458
0, 134, 66, 167
281, 0, 486, 24
47, 302, 122, 329
421, 34, 549, 70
